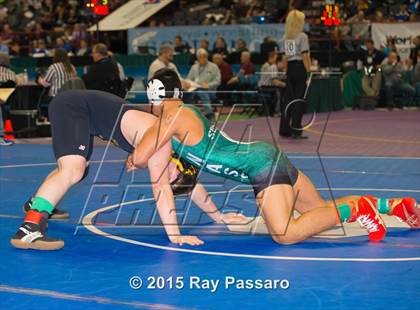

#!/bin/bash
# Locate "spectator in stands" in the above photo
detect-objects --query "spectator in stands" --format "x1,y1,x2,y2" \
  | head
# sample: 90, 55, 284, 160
0, 53, 16, 86
148, 45, 191, 90
199, 39, 210, 53
233, 0, 251, 22
0, 39, 9, 54
394, 4, 410, 22
55, 37, 71, 52
227, 51, 257, 89
259, 51, 278, 88
108, 51, 125, 80
410, 36, 420, 66
382, 36, 397, 57
362, 39, 384, 67
82, 43, 122, 95
72, 24, 88, 49
174, 35, 190, 54
361, 40, 384, 97
148, 45, 179, 79
235, 38, 248, 53
372, 10, 385, 22
258, 52, 285, 116
212, 37, 229, 59
413, 50, 420, 105
77, 39, 91, 57
9, 41, 21, 56
346, 10, 370, 50
273, 55, 287, 88
382, 51, 415, 109
1, 24, 14, 45
33, 23, 47, 42
32, 39, 50, 58
187, 48, 221, 121
38, 48, 77, 98
212, 53, 233, 89
260, 36, 279, 60
212, 52, 233, 103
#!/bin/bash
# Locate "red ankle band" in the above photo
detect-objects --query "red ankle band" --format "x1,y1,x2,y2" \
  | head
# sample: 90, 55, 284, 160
24, 210, 43, 224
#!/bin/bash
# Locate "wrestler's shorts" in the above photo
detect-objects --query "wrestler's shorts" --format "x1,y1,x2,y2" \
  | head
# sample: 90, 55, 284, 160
248, 142, 299, 195
48, 93, 93, 160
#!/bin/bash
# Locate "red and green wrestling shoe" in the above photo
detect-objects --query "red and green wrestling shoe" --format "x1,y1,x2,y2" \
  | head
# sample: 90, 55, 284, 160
10, 210, 64, 250
354, 196, 387, 242
364, 196, 419, 229
23, 198, 69, 220
390, 198, 419, 229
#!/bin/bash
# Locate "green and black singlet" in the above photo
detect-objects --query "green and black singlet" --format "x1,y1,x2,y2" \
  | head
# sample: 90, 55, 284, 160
172, 105, 299, 194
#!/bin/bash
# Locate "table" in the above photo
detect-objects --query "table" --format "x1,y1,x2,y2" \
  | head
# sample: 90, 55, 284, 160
6, 84, 44, 109
306, 76, 344, 112
5, 85, 45, 138
0, 88, 15, 103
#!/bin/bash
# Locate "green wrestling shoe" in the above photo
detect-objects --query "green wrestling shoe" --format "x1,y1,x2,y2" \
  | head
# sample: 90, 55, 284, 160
23, 199, 70, 220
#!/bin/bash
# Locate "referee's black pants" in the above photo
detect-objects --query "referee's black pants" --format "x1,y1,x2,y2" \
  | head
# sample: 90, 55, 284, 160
280, 61, 307, 137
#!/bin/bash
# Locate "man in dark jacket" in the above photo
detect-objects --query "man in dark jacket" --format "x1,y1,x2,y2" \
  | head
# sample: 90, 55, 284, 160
82, 43, 122, 96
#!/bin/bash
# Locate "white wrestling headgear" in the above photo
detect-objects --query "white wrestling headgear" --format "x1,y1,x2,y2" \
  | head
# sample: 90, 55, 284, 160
146, 68, 183, 105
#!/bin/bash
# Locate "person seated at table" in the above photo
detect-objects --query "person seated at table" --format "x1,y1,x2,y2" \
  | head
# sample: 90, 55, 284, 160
186, 48, 221, 121
148, 45, 190, 90
259, 52, 286, 116
360, 39, 384, 97
227, 51, 257, 89
82, 43, 122, 96
382, 51, 415, 110
38, 48, 77, 98
212, 53, 233, 103
0, 53, 17, 87
259, 52, 279, 87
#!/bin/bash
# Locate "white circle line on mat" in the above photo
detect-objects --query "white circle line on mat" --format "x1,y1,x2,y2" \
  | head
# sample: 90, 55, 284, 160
1, 155, 419, 169
81, 189, 420, 263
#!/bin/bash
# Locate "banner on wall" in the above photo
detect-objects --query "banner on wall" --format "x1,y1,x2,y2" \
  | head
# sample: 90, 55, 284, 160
371, 22, 420, 59
127, 24, 285, 54
89, 0, 173, 31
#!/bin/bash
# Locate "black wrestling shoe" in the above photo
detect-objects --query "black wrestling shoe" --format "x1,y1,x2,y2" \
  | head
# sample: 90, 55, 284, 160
23, 199, 69, 220
10, 214, 64, 250
291, 134, 308, 140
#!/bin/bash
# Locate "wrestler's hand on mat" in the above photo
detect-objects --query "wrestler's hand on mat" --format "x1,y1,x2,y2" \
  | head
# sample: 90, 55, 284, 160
169, 235, 204, 246
126, 154, 137, 172
219, 213, 248, 224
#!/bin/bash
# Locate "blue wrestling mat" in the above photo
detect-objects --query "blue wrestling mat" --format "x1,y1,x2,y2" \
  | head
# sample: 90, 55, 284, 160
0, 144, 419, 310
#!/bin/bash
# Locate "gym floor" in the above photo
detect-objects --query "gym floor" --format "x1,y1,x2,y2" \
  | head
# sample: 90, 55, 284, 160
0, 110, 419, 309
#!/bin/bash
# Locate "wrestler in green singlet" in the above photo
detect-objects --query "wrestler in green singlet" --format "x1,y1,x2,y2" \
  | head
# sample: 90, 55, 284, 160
172, 105, 298, 194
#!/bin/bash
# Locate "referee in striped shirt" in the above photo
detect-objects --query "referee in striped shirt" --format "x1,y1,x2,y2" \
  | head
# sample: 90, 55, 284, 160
39, 48, 76, 97
0, 53, 17, 86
